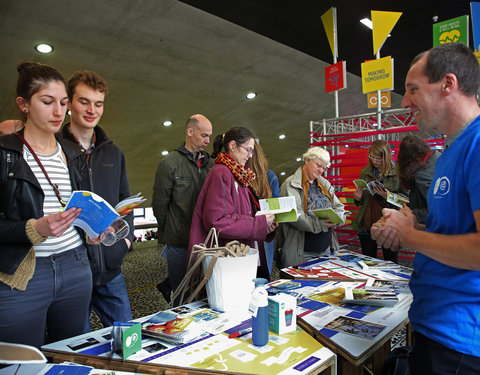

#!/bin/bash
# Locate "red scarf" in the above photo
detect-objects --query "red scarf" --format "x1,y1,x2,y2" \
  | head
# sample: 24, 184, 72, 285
215, 153, 260, 209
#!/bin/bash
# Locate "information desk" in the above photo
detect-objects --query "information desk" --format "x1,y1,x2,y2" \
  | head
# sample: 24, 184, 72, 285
271, 251, 413, 375
42, 301, 336, 375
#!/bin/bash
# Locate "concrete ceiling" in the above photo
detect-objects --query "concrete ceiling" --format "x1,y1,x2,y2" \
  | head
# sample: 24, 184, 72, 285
0, 0, 469, 203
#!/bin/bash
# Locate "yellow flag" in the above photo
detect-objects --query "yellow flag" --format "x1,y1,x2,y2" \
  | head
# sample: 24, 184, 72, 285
372, 10, 402, 55
321, 7, 336, 58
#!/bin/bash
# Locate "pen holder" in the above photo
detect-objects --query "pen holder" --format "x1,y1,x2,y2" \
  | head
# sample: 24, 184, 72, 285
100, 218, 129, 246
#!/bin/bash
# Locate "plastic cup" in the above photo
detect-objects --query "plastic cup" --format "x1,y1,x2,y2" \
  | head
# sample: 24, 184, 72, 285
100, 218, 129, 246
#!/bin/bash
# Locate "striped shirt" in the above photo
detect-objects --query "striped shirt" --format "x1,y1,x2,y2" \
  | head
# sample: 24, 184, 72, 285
23, 142, 83, 256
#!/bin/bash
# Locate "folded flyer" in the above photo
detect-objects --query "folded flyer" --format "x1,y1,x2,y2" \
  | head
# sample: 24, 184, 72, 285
256, 196, 299, 222
312, 207, 347, 224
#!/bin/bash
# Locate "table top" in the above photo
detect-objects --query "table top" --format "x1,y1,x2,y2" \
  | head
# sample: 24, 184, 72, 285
42, 300, 335, 375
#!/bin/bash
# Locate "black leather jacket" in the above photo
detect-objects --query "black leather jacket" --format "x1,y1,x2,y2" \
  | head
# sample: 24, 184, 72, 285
61, 124, 134, 286
0, 131, 86, 275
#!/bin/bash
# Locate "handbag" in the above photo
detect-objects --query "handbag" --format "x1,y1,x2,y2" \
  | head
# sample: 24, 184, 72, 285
362, 195, 387, 231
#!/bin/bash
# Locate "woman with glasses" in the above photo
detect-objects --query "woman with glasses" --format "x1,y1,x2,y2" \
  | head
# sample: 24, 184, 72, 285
277, 147, 345, 268
188, 127, 277, 279
354, 140, 404, 263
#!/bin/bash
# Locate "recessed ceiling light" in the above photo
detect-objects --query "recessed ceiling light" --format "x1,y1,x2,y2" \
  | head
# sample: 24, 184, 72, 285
35, 43, 53, 54
161, 150, 169, 156
163, 120, 173, 127
246, 92, 257, 100
296, 157, 302, 162
280, 172, 286, 176
279, 134, 286, 140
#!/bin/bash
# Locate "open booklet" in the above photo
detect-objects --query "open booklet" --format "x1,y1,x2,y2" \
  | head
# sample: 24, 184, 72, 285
343, 286, 399, 307
353, 179, 409, 209
64, 191, 146, 238
255, 196, 299, 223
312, 207, 349, 224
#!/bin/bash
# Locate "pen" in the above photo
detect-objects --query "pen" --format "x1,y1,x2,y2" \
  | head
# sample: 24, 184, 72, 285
228, 328, 252, 339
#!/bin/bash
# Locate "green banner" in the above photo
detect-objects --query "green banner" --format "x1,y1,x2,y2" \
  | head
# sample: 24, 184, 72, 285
433, 15, 469, 47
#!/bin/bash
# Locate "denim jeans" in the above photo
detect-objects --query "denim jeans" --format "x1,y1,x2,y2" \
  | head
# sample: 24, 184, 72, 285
264, 240, 274, 275
85, 272, 132, 331
0, 245, 92, 348
161, 244, 188, 294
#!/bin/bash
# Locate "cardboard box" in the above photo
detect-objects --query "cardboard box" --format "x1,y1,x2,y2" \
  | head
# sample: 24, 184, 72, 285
268, 293, 296, 335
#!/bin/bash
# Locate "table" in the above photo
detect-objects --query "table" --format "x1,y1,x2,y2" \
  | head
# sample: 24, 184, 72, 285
42, 300, 336, 375
275, 250, 413, 375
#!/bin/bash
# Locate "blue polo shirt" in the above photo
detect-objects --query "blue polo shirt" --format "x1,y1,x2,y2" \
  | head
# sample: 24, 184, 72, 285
409, 115, 480, 356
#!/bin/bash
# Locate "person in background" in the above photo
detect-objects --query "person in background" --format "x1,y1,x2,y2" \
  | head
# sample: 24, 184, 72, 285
372, 42, 480, 374
397, 134, 439, 226
248, 139, 279, 275
189, 127, 277, 279
61, 70, 134, 330
0, 119, 23, 135
152, 114, 213, 304
353, 140, 404, 263
0, 62, 91, 347
277, 147, 345, 268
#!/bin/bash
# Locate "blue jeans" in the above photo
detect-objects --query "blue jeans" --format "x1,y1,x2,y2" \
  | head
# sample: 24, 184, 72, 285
0, 245, 92, 348
264, 240, 274, 275
85, 272, 132, 331
161, 244, 188, 294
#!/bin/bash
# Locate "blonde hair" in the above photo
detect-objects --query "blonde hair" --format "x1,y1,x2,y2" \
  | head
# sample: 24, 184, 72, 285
248, 140, 272, 199
302, 147, 331, 167
368, 140, 393, 176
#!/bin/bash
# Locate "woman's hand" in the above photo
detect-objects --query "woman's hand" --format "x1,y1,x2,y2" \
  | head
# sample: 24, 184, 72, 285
265, 214, 278, 233
34, 208, 81, 237
373, 184, 388, 199
324, 219, 337, 228
353, 187, 363, 201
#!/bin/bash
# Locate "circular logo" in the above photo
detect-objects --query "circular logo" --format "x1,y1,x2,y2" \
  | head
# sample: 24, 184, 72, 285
126, 332, 139, 348
433, 176, 450, 196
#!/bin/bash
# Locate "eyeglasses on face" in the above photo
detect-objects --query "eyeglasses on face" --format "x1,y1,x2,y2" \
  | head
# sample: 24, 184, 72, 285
312, 159, 329, 170
369, 154, 383, 162
237, 142, 254, 157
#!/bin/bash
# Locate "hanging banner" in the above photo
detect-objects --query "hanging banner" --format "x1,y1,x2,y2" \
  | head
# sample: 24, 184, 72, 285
471, 2, 480, 51
367, 90, 391, 108
361, 56, 394, 94
325, 61, 347, 93
371, 10, 402, 55
321, 7, 336, 59
433, 15, 469, 46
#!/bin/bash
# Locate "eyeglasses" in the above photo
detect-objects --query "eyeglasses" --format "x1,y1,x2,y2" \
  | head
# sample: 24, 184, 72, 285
369, 155, 383, 162
312, 160, 329, 170
237, 143, 254, 157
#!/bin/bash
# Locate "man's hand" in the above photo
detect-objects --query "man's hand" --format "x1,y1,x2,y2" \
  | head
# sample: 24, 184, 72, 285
35, 208, 81, 237
371, 205, 416, 251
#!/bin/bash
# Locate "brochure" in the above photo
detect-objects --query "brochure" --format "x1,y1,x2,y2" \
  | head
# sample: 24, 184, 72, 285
141, 316, 205, 345
343, 287, 399, 307
64, 191, 146, 238
358, 259, 400, 270
353, 179, 409, 209
256, 196, 299, 222
312, 207, 348, 224
324, 315, 386, 339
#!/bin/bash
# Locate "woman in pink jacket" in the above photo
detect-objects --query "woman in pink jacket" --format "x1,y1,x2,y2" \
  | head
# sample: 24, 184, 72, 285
189, 127, 277, 278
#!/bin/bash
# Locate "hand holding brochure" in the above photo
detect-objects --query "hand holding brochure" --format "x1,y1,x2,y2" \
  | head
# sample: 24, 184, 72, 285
353, 179, 409, 209
256, 196, 299, 222
64, 191, 146, 238
312, 207, 347, 224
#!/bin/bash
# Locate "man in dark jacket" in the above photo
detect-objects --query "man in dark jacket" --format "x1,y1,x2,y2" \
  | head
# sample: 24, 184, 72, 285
152, 114, 213, 304
61, 70, 134, 330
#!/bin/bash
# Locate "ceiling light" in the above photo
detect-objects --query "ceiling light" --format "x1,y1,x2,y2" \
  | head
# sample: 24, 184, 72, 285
246, 92, 257, 100
278, 134, 286, 140
280, 172, 286, 176
35, 43, 53, 54
162, 120, 173, 127
296, 157, 302, 162
360, 18, 373, 29
161, 150, 169, 156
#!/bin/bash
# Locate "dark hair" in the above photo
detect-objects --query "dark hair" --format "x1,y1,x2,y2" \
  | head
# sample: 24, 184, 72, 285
412, 43, 480, 96
211, 127, 255, 159
16, 62, 65, 101
397, 134, 432, 188
67, 70, 107, 101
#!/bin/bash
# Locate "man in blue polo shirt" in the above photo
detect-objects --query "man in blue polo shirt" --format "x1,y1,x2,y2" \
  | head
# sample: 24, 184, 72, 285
371, 42, 480, 374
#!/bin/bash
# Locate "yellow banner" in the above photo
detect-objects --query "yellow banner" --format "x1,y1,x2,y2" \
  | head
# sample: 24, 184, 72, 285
321, 7, 335, 58
367, 90, 391, 108
361, 56, 394, 93
372, 10, 402, 55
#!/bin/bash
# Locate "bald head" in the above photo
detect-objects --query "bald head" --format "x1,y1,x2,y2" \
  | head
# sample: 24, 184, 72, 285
0, 120, 23, 135
185, 114, 213, 153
